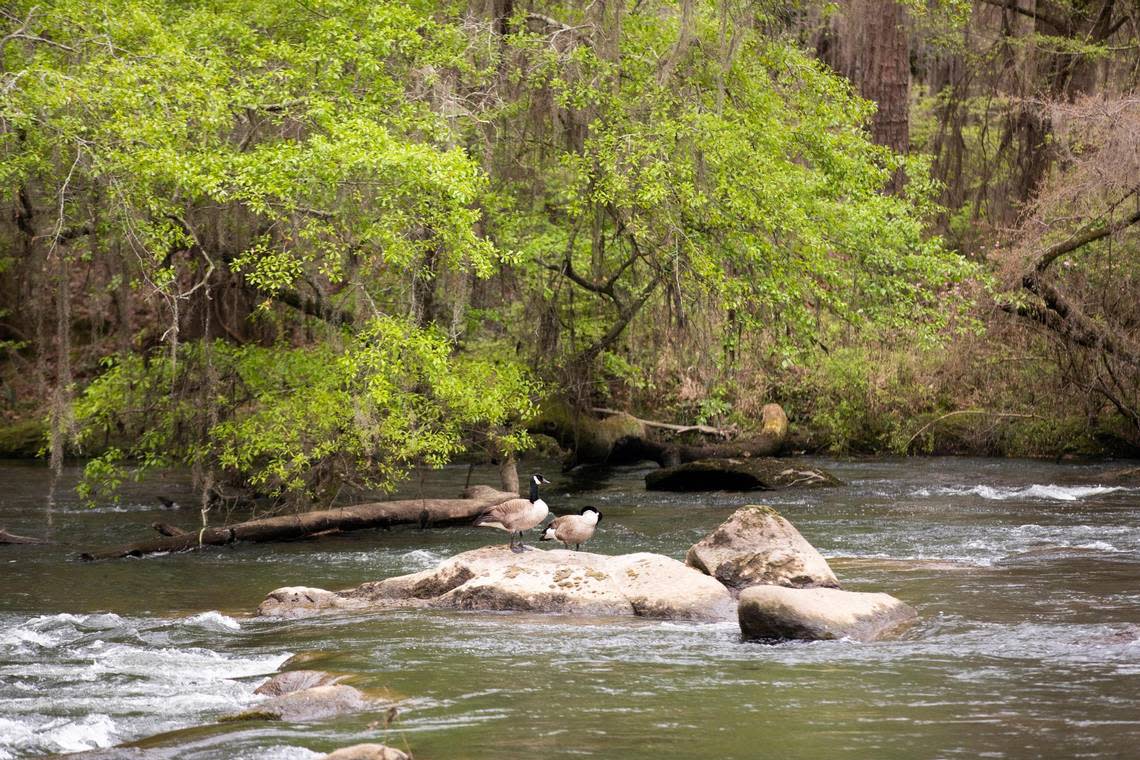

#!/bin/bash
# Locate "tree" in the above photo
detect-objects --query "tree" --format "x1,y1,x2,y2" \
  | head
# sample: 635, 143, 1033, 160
818, 0, 912, 189
1, 0, 980, 502
477, 1, 972, 402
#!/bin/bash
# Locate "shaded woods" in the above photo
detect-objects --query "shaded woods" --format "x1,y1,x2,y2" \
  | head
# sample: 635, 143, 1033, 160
1, 1, 1138, 515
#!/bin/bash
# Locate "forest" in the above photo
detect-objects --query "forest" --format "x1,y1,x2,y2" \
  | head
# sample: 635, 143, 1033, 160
2, 0, 1138, 510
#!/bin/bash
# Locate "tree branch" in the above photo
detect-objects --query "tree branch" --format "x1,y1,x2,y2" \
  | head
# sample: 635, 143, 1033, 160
1034, 200, 1140, 273
978, 0, 1068, 34
575, 270, 663, 363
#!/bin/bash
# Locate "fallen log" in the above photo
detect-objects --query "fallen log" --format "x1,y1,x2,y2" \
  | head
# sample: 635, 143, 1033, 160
531, 401, 789, 468
0, 528, 49, 545
151, 522, 189, 537
79, 486, 518, 561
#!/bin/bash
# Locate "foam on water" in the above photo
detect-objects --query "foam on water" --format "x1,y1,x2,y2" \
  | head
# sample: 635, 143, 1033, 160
401, 548, 445, 570
182, 610, 242, 630
0, 612, 288, 758
913, 484, 1129, 501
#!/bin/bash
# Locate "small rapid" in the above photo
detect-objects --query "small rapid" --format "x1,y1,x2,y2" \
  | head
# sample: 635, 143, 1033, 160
0, 611, 288, 758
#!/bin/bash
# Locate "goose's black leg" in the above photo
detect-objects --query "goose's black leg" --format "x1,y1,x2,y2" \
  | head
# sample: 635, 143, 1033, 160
511, 531, 525, 553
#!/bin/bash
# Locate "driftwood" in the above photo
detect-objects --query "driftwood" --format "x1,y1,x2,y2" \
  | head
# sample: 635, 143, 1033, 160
151, 522, 188, 537
79, 485, 517, 561
0, 528, 49, 545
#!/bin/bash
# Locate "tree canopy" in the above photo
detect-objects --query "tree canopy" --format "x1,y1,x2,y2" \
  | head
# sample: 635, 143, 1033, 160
14, 0, 1088, 506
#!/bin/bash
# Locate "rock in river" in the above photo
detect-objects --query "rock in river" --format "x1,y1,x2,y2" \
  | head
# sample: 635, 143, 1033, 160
254, 669, 343, 696
645, 457, 842, 492
738, 585, 917, 642
686, 505, 840, 591
325, 744, 409, 760
258, 546, 735, 622
225, 684, 372, 722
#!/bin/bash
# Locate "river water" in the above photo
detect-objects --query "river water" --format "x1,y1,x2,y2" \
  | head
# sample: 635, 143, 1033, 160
1, 457, 1137, 759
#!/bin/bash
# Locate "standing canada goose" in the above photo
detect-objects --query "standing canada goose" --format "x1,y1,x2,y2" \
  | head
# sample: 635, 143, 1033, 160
473, 473, 551, 553
540, 506, 602, 551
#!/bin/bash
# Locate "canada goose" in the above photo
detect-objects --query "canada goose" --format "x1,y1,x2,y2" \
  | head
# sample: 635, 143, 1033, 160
474, 473, 551, 553
540, 506, 602, 551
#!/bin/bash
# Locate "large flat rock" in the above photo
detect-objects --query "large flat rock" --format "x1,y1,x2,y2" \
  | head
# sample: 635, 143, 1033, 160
259, 546, 735, 622
738, 585, 917, 642
645, 458, 842, 492
687, 505, 840, 591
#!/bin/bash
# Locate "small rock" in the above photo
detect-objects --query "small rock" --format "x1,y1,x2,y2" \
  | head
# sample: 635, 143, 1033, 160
645, 458, 842, 492
738, 585, 917, 642
256, 586, 364, 618
254, 670, 342, 696
686, 505, 840, 591
227, 684, 370, 722
324, 744, 409, 760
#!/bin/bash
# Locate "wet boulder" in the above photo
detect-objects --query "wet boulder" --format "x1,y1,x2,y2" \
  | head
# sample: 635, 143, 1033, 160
261, 546, 735, 622
325, 744, 409, 760
645, 458, 841, 492
227, 684, 371, 722
738, 586, 917, 642
686, 505, 840, 591
256, 586, 366, 619
254, 670, 343, 697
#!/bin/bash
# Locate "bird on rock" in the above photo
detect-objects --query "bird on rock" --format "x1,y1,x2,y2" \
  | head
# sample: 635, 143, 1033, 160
473, 473, 551, 553
540, 506, 602, 551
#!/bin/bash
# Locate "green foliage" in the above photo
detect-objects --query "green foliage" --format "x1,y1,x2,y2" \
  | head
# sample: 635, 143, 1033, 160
1, 0, 500, 303
1, 0, 1012, 502
489, 2, 977, 380
75, 320, 539, 503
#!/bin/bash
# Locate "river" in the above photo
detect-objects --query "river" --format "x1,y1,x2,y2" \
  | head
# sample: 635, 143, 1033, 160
1, 457, 1138, 759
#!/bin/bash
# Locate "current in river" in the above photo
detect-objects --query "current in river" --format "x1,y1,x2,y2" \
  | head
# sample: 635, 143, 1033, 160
1, 457, 1138, 759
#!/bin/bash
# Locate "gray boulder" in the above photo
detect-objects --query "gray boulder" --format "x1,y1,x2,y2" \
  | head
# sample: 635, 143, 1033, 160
686, 505, 840, 591
261, 546, 735, 622
738, 585, 917, 642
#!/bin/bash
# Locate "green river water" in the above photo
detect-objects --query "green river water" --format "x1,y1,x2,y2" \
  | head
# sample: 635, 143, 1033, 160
1, 457, 1138, 759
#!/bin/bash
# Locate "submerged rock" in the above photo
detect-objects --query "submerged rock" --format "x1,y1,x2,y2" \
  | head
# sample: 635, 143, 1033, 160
738, 586, 917, 642
226, 684, 372, 722
256, 586, 366, 618
645, 458, 842, 492
686, 505, 840, 591
325, 745, 409, 760
260, 546, 735, 622
254, 669, 343, 696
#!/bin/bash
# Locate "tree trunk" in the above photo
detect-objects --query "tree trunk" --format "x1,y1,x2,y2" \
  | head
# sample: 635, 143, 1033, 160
819, 0, 910, 190
79, 486, 517, 560
498, 453, 520, 494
